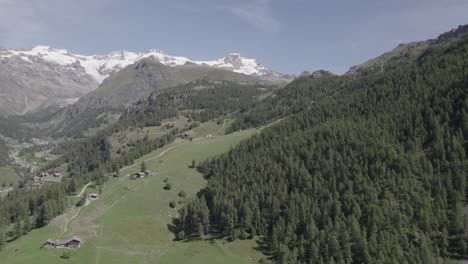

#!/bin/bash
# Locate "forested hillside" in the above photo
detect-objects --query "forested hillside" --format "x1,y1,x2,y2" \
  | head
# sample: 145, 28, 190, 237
175, 34, 468, 263
226, 73, 342, 133
0, 78, 275, 244
0, 138, 9, 167
122, 79, 276, 126
50, 79, 276, 190
0, 184, 68, 247
0, 60, 279, 140
0, 21, 467, 264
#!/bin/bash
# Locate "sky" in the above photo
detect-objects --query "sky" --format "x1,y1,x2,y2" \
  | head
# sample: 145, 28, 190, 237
0, 0, 467, 74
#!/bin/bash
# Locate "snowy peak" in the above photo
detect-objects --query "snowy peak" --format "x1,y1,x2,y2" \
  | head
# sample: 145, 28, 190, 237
141, 49, 191, 67
223, 53, 247, 66
196, 52, 268, 76
0, 46, 283, 84
6, 45, 77, 65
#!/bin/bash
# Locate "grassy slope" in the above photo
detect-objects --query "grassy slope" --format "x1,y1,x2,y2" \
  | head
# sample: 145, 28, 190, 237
82, 113, 122, 138
0, 166, 17, 186
108, 116, 190, 157
81, 61, 261, 108
0, 121, 264, 264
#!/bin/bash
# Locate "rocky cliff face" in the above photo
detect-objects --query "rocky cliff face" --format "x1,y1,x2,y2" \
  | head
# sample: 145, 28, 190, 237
435, 24, 468, 43
0, 53, 97, 115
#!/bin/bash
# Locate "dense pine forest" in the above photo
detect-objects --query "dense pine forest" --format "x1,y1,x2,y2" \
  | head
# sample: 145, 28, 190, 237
226, 71, 341, 133
174, 35, 468, 263
121, 79, 277, 126
0, 184, 68, 247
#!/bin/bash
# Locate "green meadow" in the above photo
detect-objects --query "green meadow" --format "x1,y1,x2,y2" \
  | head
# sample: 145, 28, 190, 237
0, 121, 264, 264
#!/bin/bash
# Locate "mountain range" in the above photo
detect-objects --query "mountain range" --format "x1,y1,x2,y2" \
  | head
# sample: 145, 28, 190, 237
0, 46, 292, 116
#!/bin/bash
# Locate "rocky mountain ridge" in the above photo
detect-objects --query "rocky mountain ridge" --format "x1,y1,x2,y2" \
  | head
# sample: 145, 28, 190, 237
0, 46, 291, 116
0, 46, 289, 83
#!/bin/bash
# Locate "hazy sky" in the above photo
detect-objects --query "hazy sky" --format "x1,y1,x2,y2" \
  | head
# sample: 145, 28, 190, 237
0, 0, 467, 74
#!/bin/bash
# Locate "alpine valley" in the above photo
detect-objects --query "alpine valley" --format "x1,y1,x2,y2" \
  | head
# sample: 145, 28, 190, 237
0, 23, 466, 264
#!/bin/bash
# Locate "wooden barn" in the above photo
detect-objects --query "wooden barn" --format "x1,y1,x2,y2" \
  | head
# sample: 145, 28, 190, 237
43, 236, 81, 249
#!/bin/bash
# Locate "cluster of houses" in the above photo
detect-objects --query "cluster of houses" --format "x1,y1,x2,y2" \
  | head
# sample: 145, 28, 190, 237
134, 170, 159, 179
43, 236, 81, 249
32, 171, 63, 187
36, 171, 63, 179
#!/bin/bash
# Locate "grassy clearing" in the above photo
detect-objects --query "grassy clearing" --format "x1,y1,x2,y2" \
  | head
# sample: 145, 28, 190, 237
159, 239, 261, 264
0, 121, 264, 264
82, 113, 122, 138
19, 149, 59, 169
0, 166, 17, 187
108, 116, 190, 157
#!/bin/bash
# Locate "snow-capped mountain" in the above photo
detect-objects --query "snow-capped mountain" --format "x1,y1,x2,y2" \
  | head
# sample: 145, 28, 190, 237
0, 46, 290, 116
0, 46, 285, 83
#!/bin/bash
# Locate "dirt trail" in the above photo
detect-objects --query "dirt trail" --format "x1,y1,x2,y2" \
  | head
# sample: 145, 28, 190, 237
73, 181, 93, 197
62, 182, 93, 234
63, 145, 177, 236
120, 146, 177, 173
62, 205, 84, 234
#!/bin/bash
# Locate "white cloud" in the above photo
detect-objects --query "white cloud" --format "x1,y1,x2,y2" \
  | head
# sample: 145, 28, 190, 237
226, 0, 280, 33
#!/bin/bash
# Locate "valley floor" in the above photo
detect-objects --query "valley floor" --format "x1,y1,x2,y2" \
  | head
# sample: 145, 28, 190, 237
0, 122, 265, 264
